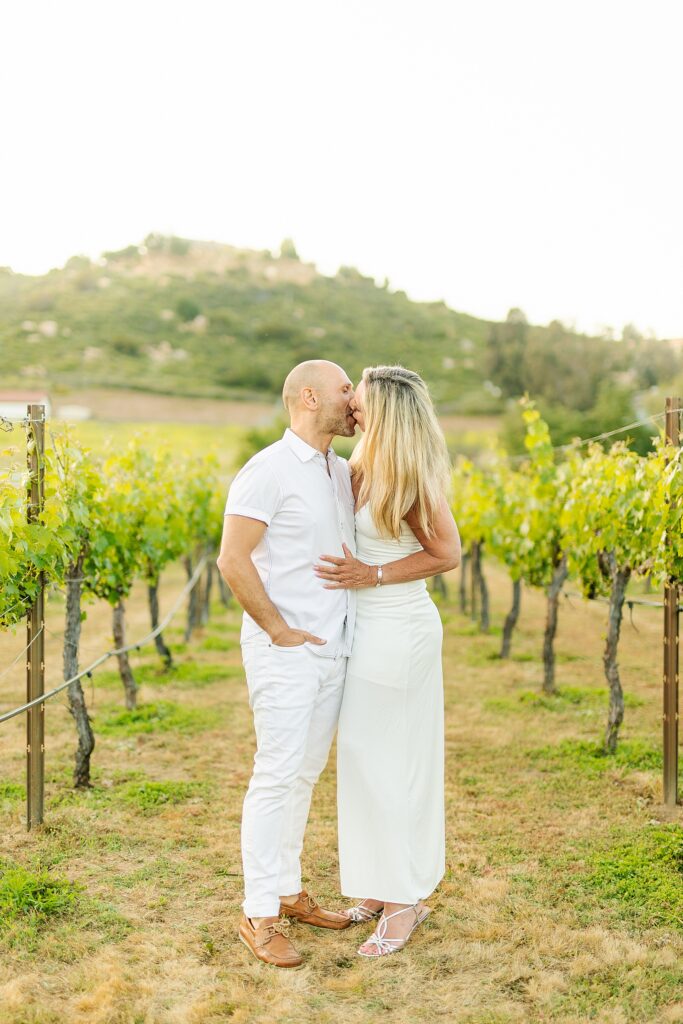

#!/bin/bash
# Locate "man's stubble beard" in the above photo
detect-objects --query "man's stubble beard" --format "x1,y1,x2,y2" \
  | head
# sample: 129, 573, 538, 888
322, 409, 356, 438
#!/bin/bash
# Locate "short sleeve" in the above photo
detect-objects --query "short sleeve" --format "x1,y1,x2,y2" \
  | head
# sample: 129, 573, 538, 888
224, 458, 283, 526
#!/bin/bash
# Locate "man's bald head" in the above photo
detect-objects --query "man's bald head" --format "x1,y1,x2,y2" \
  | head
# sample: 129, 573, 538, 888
282, 360, 347, 414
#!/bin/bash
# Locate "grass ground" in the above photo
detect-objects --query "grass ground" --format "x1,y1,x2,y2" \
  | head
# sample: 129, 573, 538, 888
1, 559, 682, 1024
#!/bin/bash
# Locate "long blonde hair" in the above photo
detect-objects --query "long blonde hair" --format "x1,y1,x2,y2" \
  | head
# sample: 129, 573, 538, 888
349, 365, 451, 539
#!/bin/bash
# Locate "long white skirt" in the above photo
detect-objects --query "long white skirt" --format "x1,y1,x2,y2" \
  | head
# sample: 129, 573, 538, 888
336, 582, 445, 904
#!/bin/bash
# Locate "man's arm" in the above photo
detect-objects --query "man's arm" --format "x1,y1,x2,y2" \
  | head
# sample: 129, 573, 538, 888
217, 514, 326, 646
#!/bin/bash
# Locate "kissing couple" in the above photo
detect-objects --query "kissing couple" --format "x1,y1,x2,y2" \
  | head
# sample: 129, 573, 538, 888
217, 361, 461, 966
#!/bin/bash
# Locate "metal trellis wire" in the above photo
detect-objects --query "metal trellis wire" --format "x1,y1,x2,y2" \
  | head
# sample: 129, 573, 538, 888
0, 553, 210, 726
505, 408, 682, 465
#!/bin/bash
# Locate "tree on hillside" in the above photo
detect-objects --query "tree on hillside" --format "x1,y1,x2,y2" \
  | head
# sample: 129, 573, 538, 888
176, 297, 201, 322
485, 307, 529, 398
500, 377, 654, 455
103, 245, 139, 262
279, 238, 299, 260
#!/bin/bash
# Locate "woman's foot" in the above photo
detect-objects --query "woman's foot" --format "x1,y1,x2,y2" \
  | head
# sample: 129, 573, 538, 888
357, 901, 430, 956
344, 898, 384, 923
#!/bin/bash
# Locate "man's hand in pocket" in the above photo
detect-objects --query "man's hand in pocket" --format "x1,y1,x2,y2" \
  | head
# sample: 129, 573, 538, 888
269, 627, 326, 647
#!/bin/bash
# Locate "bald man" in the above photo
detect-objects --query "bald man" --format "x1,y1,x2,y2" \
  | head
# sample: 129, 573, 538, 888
217, 361, 358, 967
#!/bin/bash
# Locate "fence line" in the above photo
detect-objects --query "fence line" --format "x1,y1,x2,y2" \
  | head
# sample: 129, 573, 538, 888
0, 576, 125, 687
562, 588, 683, 613
0, 553, 210, 726
3, 409, 682, 461
1, 415, 44, 430
506, 408, 683, 464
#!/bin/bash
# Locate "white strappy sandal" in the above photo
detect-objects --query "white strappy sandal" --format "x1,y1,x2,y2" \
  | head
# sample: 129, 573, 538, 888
357, 903, 431, 957
344, 899, 384, 924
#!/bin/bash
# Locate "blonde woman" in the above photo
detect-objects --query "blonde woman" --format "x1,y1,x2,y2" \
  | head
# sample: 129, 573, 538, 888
314, 365, 461, 957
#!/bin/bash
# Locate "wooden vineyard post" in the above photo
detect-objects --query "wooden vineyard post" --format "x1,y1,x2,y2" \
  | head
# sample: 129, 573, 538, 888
26, 403, 46, 829
663, 396, 681, 807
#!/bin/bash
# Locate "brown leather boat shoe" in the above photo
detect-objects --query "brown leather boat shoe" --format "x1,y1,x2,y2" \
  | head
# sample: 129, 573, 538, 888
238, 913, 304, 968
279, 890, 353, 929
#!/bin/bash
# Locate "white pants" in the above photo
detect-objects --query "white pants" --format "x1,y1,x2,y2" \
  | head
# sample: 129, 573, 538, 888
240, 640, 347, 918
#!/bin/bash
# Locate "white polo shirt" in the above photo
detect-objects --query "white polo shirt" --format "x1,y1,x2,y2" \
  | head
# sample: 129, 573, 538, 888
224, 427, 356, 658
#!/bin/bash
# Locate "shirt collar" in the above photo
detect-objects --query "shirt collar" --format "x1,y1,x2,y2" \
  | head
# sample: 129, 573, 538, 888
283, 427, 337, 464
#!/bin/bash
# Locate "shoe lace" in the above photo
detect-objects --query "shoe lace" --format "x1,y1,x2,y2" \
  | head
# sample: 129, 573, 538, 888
266, 918, 292, 939
303, 894, 318, 911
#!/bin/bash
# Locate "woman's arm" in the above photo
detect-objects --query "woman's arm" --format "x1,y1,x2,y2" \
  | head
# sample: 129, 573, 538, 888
314, 496, 461, 589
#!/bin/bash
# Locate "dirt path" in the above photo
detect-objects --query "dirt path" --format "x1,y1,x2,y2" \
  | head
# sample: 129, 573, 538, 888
1, 561, 682, 1024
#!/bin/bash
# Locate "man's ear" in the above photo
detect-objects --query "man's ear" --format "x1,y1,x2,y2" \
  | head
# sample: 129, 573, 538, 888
301, 387, 318, 410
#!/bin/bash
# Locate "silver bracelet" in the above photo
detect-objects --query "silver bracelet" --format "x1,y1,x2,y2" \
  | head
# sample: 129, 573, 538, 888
375, 565, 383, 587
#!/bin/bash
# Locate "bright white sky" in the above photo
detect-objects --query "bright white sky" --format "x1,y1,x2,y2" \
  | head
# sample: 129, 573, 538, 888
1, 0, 681, 338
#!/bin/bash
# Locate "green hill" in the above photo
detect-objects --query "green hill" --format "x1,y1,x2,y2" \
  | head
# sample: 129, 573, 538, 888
1, 234, 680, 448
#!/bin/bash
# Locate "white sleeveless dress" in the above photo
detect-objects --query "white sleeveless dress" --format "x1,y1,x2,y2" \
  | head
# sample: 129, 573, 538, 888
336, 503, 445, 904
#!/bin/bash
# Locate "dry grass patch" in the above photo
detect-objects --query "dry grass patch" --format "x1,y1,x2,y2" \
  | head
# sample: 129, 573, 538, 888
2, 561, 683, 1022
